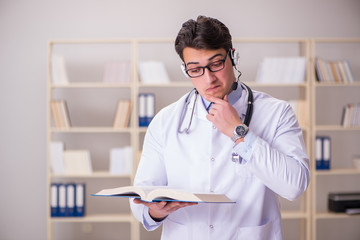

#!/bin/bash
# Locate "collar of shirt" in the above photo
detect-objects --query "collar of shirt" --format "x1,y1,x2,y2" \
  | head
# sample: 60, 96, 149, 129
200, 84, 243, 112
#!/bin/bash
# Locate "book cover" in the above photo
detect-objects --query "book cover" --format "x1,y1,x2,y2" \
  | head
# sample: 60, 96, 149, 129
51, 55, 69, 84
50, 141, 66, 174
63, 150, 92, 175
92, 185, 235, 203
109, 146, 133, 175
113, 100, 131, 128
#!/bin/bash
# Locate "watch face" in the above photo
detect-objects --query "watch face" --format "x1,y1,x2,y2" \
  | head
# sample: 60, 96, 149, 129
235, 125, 246, 136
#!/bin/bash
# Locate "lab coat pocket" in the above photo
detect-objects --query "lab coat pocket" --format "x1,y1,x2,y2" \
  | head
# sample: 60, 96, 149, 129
236, 219, 277, 240
235, 163, 253, 178
162, 218, 190, 240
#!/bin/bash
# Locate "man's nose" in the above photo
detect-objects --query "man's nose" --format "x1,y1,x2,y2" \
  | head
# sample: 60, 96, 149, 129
203, 67, 216, 83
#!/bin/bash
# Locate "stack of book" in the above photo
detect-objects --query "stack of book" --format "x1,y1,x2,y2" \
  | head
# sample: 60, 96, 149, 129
51, 183, 85, 217
342, 103, 360, 127
50, 142, 93, 175
51, 100, 71, 129
51, 55, 69, 84
113, 100, 132, 128
288, 100, 308, 128
109, 146, 133, 175
315, 58, 354, 83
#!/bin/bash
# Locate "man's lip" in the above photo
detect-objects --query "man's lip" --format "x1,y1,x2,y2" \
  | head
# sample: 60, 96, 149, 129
206, 85, 220, 92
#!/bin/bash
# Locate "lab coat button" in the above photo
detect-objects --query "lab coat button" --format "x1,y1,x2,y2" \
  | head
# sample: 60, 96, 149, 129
212, 125, 216, 129
210, 157, 215, 162
209, 225, 214, 229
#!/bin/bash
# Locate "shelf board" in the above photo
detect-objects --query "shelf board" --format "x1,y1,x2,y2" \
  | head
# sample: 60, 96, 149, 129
246, 82, 308, 88
315, 211, 360, 219
51, 213, 133, 223
51, 127, 133, 133
51, 171, 132, 178
315, 82, 360, 87
315, 168, 360, 176
281, 210, 308, 219
315, 125, 360, 131
138, 81, 193, 88
50, 82, 132, 88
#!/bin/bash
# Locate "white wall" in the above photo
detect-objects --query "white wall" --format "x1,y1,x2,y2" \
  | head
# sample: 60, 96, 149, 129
0, 0, 360, 239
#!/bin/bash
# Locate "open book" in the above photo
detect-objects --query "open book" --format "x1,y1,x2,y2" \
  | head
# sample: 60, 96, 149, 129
92, 185, 235, 203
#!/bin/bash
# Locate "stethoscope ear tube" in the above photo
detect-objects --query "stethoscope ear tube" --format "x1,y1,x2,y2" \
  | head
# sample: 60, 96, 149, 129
178, 88, 198, 134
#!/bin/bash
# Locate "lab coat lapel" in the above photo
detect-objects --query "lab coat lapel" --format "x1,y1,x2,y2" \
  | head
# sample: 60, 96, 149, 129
191, 93, 209, 121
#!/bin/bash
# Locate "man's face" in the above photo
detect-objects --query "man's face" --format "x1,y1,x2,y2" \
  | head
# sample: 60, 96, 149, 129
182, 47, 236, 101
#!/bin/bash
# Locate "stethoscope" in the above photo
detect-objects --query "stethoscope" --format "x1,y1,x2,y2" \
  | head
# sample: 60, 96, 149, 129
177, 82, 254, 134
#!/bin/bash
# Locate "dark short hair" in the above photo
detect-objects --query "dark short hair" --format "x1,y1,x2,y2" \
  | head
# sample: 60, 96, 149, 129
175, 15, 233, 61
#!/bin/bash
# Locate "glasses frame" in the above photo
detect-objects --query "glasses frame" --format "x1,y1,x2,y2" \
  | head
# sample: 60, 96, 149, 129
184, 49, 231, 78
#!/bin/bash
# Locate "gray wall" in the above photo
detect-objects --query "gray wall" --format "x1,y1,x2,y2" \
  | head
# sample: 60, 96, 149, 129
1, 0, 360, 239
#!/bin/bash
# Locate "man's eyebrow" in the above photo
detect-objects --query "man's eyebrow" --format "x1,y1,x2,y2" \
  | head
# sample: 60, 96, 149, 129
186, 53, 224, 66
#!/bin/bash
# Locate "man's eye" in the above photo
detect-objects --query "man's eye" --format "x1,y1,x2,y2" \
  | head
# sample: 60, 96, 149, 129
210, 61, 223, 68
188, 68, 201, 73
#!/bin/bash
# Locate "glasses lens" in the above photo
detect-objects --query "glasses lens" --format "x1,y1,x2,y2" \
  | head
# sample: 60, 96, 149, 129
186, 67, 204, 77
208, 61, 225, 72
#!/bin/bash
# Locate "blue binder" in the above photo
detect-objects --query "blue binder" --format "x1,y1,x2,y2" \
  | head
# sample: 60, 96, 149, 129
51, 182, 86, 217
50, 183, 59, 217
66, 183, 76, 216
138, 93, 155, 127
75, 183, 85, 217
58, 184, 67, 216
316, 136, 331, 170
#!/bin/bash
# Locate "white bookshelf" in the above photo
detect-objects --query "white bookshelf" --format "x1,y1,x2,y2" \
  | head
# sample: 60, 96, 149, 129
310, 38, 360, 240
47, 38, 313, 240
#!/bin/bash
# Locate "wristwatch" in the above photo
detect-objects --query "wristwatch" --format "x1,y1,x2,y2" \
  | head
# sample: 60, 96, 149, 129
231, 124, 249, 142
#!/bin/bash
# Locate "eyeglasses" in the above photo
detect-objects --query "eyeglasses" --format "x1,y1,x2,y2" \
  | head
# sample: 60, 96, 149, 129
184, 49, 230, 78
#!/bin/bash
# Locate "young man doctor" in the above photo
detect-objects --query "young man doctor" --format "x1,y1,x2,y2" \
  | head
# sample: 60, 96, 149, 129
130, 16, 310, 240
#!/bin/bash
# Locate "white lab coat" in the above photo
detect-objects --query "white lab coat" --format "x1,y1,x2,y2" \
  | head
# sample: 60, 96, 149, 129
130, 85, 310, 240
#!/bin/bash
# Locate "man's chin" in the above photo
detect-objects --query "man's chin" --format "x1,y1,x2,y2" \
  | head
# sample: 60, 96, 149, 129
202, 93, 225, 101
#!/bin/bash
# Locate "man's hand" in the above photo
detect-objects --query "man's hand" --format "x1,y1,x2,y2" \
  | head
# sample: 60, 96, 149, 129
133, 198, 197, 221
205, 95, 242, 137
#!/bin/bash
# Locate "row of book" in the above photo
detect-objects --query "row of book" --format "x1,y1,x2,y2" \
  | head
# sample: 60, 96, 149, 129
50, 142, 133, 175
288, 100, 308, 128
52, 55, 131, 84
51, 100, 71, 129
51, 93, 155, 129
315, 136, 331, 170
52, 55, 169, 84
50, 142, 93, 174
51, 183, 85, 217
50, 99, 132, 129
342, 103, 360, 127
53, 54, 357, 85
109, 146, 133, 175
315, 58, 354, 83
113, 100, 131, 128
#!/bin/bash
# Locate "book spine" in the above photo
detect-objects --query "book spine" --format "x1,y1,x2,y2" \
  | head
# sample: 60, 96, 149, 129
75, 183, 85, 217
